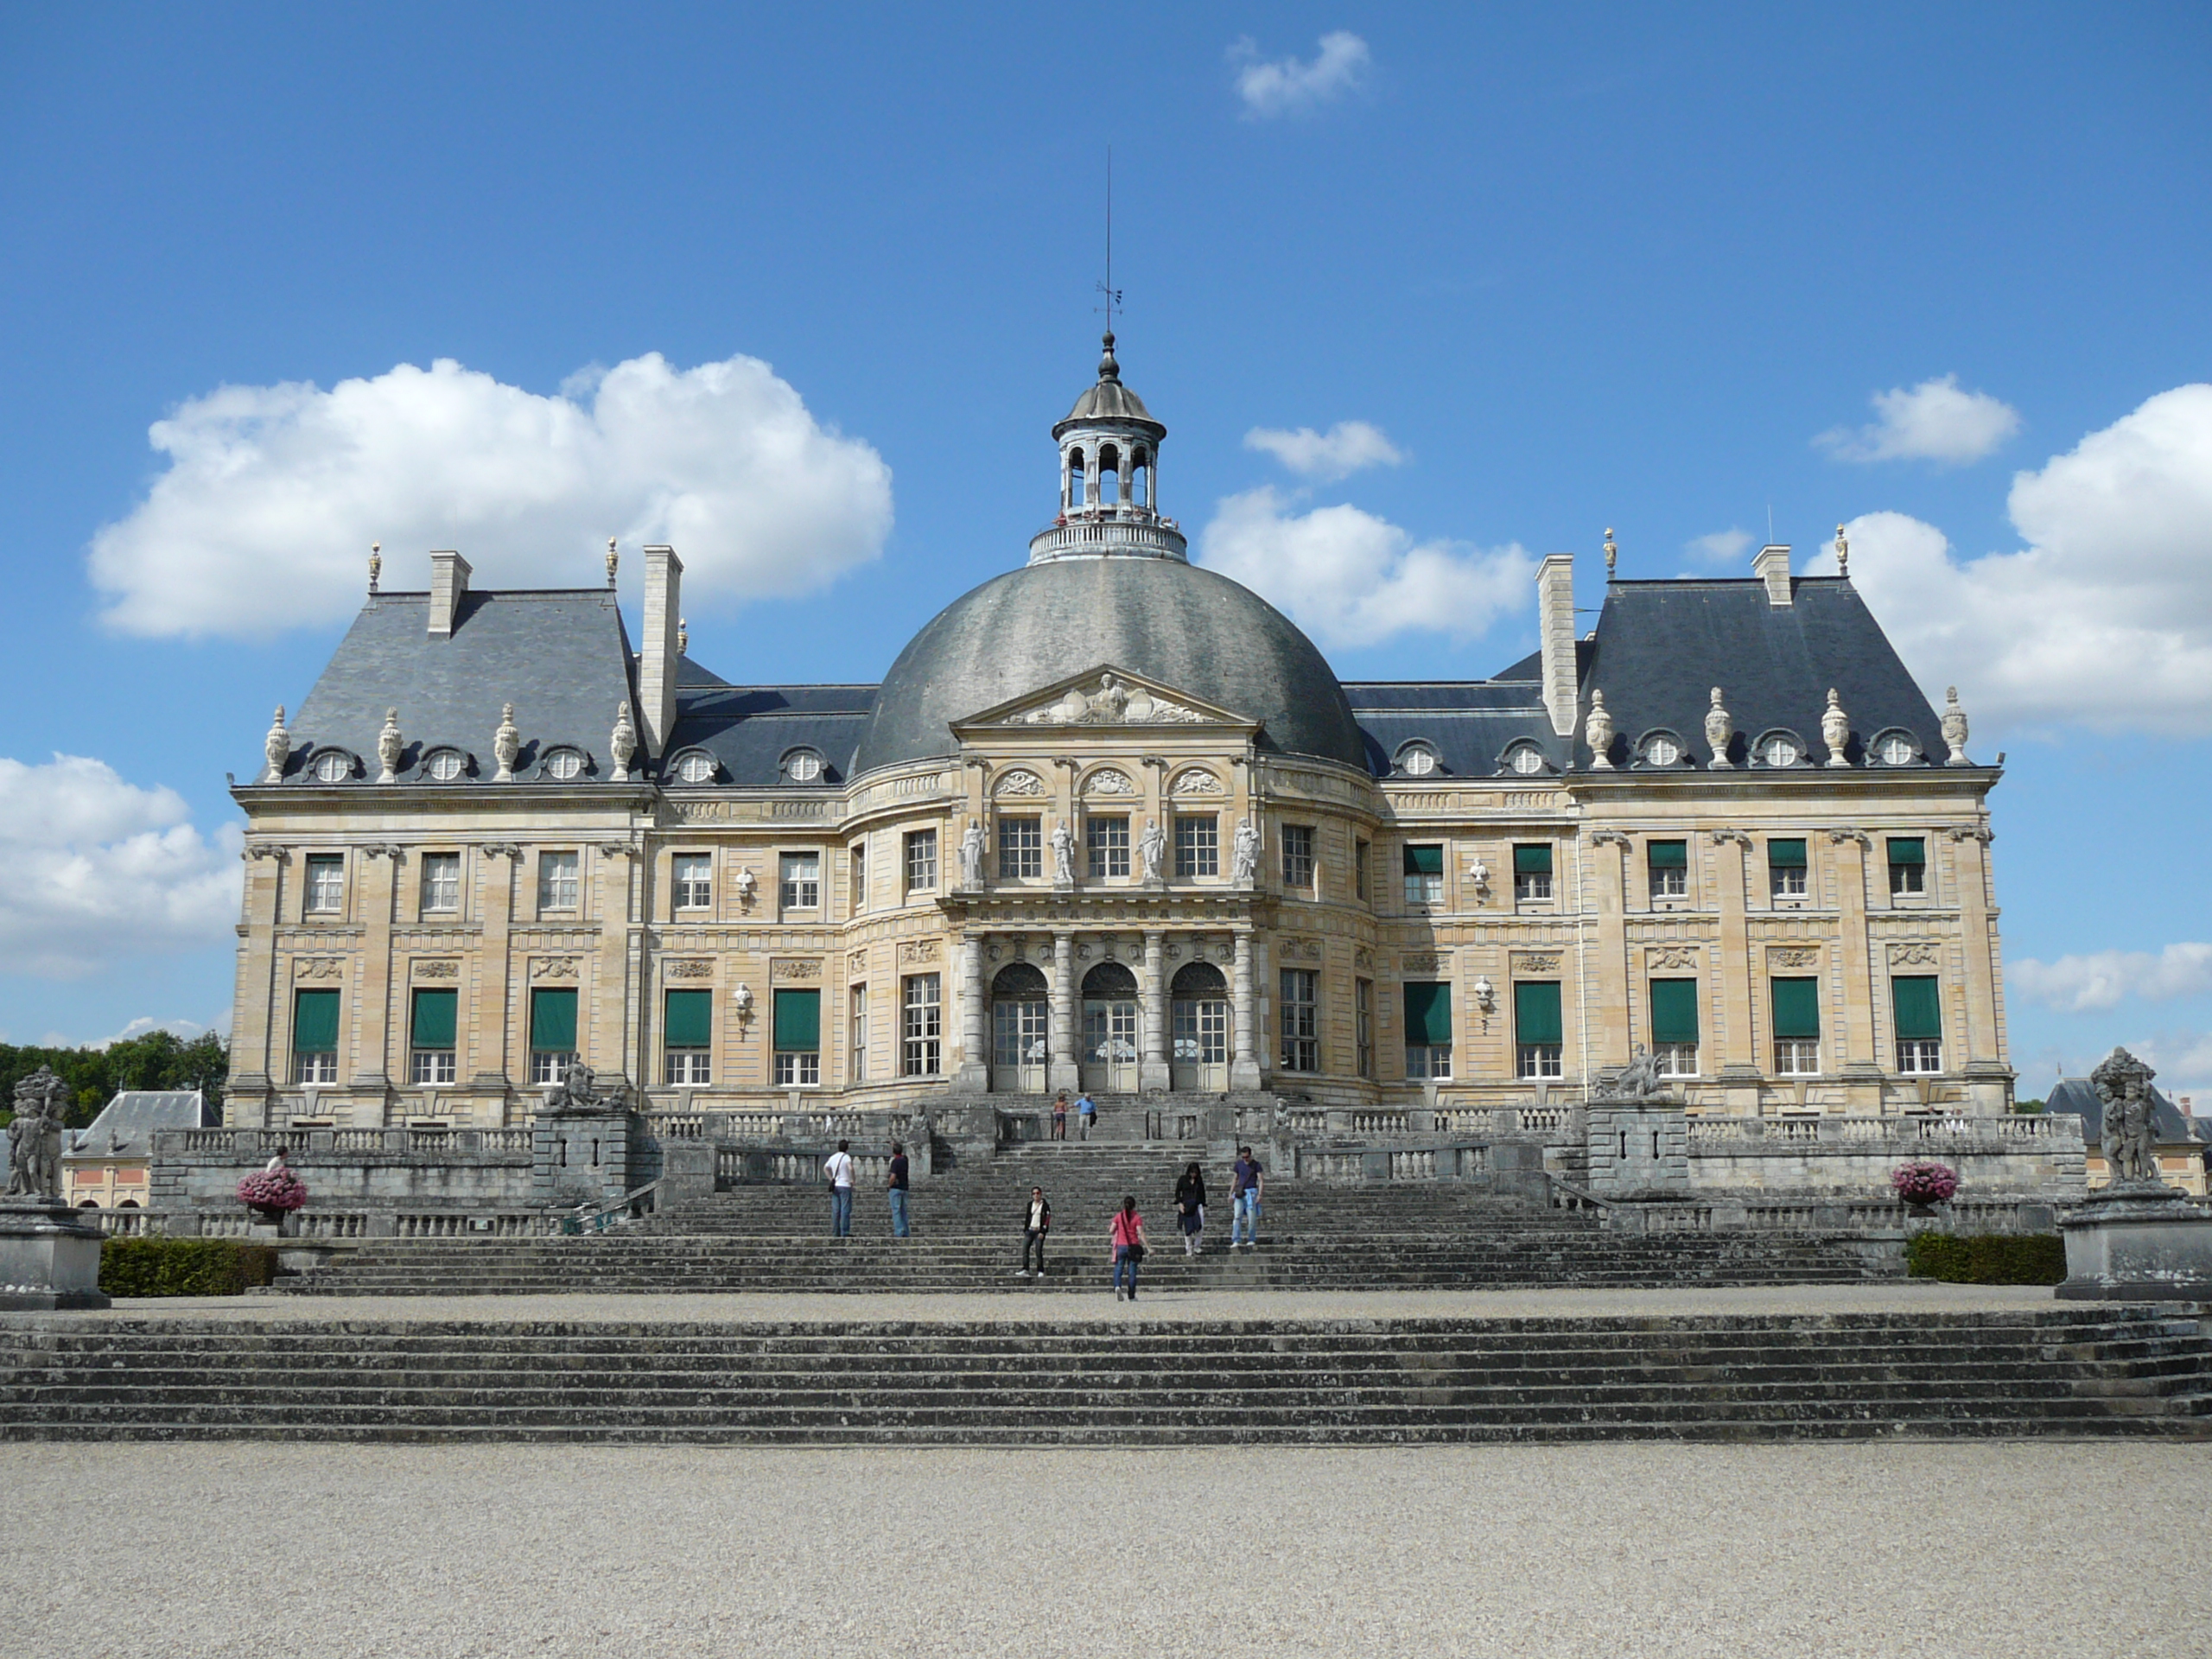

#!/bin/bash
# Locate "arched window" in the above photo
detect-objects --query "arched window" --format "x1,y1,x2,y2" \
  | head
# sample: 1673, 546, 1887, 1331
1066, 448, 1084, 509
1131, 445, 1150, 508
993, 962, 1048, 1000
1171, 960, 1227, 997
1082, 961, 1139, 999
1099, 444, 1121, 505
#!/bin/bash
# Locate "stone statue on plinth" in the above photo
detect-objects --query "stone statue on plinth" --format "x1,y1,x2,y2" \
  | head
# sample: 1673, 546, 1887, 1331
2057, 1045, 2212, 1300
7, 1066, 66, 1199
544, 1061, 625, 1115
1138, 817, 1167, 884
2091, 1046, 2165, 1189
1231, 818, 1262, 885
1593, 1046, 1668, 1101
3, 1065, 107, 1309
959, 822, 987, 888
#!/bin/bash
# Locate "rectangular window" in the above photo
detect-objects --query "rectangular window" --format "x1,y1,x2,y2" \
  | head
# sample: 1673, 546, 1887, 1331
1770, 976, 1820, 1076
291, 988, 340, 1084
1514, 980, 1563, 1079
1648, 839, 1688, 900
1403, 980, 1453, 1080
1892, 974, 1942, 1073
664, 988, 712, 1085
850, 842, 867, 913
408, 987, 457, 1085
537, 850, 579, 912
1356, 977, 1374, 1078
773, 988, 822, 1088
1087, 814, 1130, 880
418, 852, 461, 914
901, 973, 942, 1076
1174, 815, 1219, 878
1279, 968, 1319, 1072
1649, 977, 1700, 1077
1402, 843, 1444, 907
1769, 837, 1808, 899
1281, 824, 1315, 893
903, 830, 936, 893
1514, 842, 1554, 902
1888, 836, 1927, 897
530, 987, 577, 1085
849, 983, 868, 1083
1354, 840, 1370, 902
999, 817, 1042, 880
304, 854, 345, 915
779, 851, 820, 911
672, 853, 712, 911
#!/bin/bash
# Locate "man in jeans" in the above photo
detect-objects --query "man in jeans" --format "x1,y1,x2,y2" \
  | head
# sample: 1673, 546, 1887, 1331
824, 1139, 856, 1237
1230, 1145, 1264, 1249
886, 1141, 911, 1239
1017, 1186, 1051, 1279
1076, 1090, 1097, 1141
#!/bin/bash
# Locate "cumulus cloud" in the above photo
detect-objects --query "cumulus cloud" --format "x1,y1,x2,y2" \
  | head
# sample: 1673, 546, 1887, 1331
1229, 30, 1370, 118
1809, 385, 2212, 732
0, 755, 241, 977
90, 352, 894, 639
1686, 528, 1753, 564
1243, 421, 1402, 481
102, 1015, 226, 1047
2010, 944, 2212, 1013
1816, 374, 2021, 465
2129, 1031, 2212, 1102
1198, 486, 1534, 649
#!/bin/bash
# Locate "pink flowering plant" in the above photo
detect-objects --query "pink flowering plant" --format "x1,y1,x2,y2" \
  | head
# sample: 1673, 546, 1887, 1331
236, 1169, 309, 1211
1891, 1160, 1960, 1206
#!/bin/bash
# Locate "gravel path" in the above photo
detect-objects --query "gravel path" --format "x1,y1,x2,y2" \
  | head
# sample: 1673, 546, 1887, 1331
6, 1440, 2205, 1657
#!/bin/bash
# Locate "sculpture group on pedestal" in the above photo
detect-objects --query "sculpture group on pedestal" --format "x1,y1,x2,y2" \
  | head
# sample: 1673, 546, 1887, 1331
6, 1065, 67, 1199
2091, 1046, 2164, 1189
1593, 1046, 1668, 1101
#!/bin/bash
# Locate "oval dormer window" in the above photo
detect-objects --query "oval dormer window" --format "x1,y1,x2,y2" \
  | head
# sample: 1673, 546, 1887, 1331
1874, 732, 1916, 766
1399, 743, 1439, 777
543, 748, 585, 781
784, 748, 824, 783
312, 751, 352, 783
1643, 734, 1681, 766
1505, 743, 1546, 776
423, 748, 465, 782
673, 752, 717, 785
1762, 734, 1801, 768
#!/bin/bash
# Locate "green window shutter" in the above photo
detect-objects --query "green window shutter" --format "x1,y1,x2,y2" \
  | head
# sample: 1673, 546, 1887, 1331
292, 988, 340, 1052
1402, 982, 1453, 1045
1891, 976, 1942, 1040
1514, 980, 1562, 1045
664, 988, 712, 1047
1649, 978, 1700, 1044
1646, 840, 1688, 870
410, 988, 457, 1049
1402, 843, 1444, 875
773, 988, 821, 1052
1767, 838, 1807, 869
1887, 836, 1925, 868
1770, 977, 1820, 1039
530, 988, 577, 1052
1513, 843, 1553, 875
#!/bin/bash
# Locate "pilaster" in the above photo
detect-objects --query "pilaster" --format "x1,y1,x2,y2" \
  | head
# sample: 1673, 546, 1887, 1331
1831, 830, 1884, 1110
1586, 831, 1630, 1074
1713, 832, 1758, 1082
354, 848, 402, 1092
1951, 827, 2009, 1086
475, 844, 522, 1094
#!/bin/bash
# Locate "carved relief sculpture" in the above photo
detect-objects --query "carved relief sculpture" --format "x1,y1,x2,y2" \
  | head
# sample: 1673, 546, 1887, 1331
734, 868, 758, 906
1584, 690, 1613, 769
1942, 686, 1971, 766
1138, 817, 1167, 882
1084, 767, 1134, 795
995, 770, 1045, 798
611, 701, 638, 780
1231, 817, 1261, 885
493, 702, 521, 783
1705, 687, 1733, 768
1821, 689, 1851, 768
376, 708, 404, 784
263, 706, 290, 783
960, 822, 987, 888
2091, 1046, 2165, 1189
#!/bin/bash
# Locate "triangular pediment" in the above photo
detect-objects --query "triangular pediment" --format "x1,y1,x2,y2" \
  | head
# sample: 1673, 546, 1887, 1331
953, 665, 1256, 734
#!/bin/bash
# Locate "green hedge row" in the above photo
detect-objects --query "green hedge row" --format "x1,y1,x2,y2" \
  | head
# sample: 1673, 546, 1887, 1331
1904, 1231, 2066, 1285
99, 1237, 279, 1297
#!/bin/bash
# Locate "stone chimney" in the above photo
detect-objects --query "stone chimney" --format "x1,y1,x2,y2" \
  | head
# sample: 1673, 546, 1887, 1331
639, 544, 684, 758
1538, 554, 1577, 737
428, 550, 472, 637
1753, 543, 1792, 607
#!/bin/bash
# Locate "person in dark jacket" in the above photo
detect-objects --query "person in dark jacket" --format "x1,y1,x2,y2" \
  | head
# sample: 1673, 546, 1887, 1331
1018, 1186, 1052, 1279
1174, 1162, 1207, 1256
887, 1141, 911, 1238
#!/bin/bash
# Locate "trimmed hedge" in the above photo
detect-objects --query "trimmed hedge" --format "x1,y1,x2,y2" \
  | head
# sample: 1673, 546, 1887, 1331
99, 1237, 279, 1298
1904, 1231, 2066, 1286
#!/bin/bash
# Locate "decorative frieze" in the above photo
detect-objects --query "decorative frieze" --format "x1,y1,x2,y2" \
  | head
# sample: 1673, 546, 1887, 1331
1082, 767, 1135, 796
1169, 767, 1222, 795
528, 957, 579, 982
294, 957, 346, 981
1401, 951, 1445, 975
1766, 945, 1823, 969
772, 958, 824, 981
895, 939, 941, 966
665, 960, 715, 980
413, 959, 461, 981
1646, 944, 1701, 970
995, 770, 1046, 798
1511, 952, 1562, 975
1888, 942, 1943, 967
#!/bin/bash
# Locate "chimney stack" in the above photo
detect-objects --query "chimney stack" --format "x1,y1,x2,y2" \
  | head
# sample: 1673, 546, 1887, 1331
1753, 543, 1792, 607
639, 544, 683, 759
428, 550, 471, 637
1537, 554, 1577, 737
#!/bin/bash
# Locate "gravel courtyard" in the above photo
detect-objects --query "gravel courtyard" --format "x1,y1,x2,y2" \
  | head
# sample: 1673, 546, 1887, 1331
9, 1439, 2205, 1658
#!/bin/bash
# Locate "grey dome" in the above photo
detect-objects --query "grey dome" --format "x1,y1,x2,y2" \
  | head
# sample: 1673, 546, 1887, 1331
855, 557, 1366, 775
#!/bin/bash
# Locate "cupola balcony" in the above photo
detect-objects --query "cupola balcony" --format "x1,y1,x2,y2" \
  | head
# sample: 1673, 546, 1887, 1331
1027, 509, 1188, 565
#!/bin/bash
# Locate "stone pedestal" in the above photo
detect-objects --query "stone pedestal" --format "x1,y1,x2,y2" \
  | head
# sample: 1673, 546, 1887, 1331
2056, 1185, 2212, 1300
0, 1201, 111, 1310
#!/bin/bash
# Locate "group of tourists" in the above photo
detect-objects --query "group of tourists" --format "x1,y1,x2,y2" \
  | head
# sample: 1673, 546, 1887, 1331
821, 1138, 910, 1239
1048, 1090, 1097, 1141
1014, 1144, 1267, 1302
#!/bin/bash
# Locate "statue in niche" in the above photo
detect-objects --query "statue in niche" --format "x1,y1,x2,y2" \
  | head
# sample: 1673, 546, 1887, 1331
1593, 1046, 1667, 1102
960, 822, 987, 888
7, 1065, 67, 1198
1138, 817, 1167, 882
2092, 1046, 2165, 1189
1050, 821, 1076, 885
1231, 818, 1262, 885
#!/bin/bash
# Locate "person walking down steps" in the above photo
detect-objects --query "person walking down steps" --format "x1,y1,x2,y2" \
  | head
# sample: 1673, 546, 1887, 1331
1018, 1186, 1052, 1279
1230, 1145, 1264, 1250
824, 1140, 856, 1237
1174, 1161, 1207, 1256
1076, 1089, 1097, 1141
1109, 1195, 1148, 1302
887, 1141, 910, 1239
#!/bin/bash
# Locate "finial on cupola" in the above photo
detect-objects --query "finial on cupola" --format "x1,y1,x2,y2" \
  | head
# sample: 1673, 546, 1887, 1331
1604, 527, 1618, 579
606, 537, 619, 588
368, 542, 381, 594
1834, 523, 1850, 579
677, 617, 689, 657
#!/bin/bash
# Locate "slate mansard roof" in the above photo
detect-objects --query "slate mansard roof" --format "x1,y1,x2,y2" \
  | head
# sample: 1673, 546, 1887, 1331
2044, 1079, 2212, 1147
68, 1090, 216, 1153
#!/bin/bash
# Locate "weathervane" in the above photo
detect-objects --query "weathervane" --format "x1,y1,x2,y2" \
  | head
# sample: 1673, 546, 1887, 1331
1095, 147, 1122, 336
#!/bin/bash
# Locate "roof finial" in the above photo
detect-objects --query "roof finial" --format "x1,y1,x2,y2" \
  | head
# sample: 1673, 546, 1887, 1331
1834, 522, 1850, 579
1095, 145, 1122, 376
1603, 527, 1618, 579
677, 617, 689, 657
367, 542, 381, 594
606, 537, 619, 588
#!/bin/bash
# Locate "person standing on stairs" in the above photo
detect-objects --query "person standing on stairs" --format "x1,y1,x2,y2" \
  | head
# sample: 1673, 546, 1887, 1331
1175, 1162, 1207, 1256
887, 1141, 911, 1239
1019, 1186, 1052, 1279
1076, 1089, 1096, 1141
824, 1140, 856, 1237
1051, 1091, 1069, 1141
1230, 1146, 1264, 1250
1109, 1195, 1148, 1301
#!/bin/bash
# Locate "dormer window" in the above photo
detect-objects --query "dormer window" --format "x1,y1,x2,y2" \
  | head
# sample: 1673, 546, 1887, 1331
1503, 742, 1547, 776
541, 747, 586, 781
310, 750, 353, 784
671, 750, 718, 785
1638, 731, 1686, 767
782, 747, 825, 784
1396, 741, 1440, 778
423, 748, 466, 783
1756, 731, 1806, 769
1871, 729, 1920, 767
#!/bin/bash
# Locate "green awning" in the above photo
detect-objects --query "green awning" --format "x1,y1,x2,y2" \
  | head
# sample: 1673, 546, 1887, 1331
1887, 837, 1925, 867
292, 988, 340, 1052
1647, 840, 1688, 870
410, 988, 456, 1049
531, 987, 577, 1052
1514, 980, 1562, 1045
1770, 976, 1821, 1039
1402, 982, 1453, 1046
1767, 838, 1807, 869
664, 988, 712, 1048
1891, 975, 1942, 1040
1402, 843, 1444, 875
773, 988, 821, 1052
1649, 978, 1700, 1044
1514, 843, 1553, 875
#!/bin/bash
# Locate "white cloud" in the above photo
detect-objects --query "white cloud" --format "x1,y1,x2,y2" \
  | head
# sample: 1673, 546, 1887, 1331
1686, 528, 1753, 564
101, 1015, 225, 1047
1809, 385, 2212, 733
1816, 373, 2022, 465
1243, 422, 1403, 481
1198, 486, 1535, 649
1229, 31, 1371, 118
2010, 944, 2212, 1013
90, 353, 894, 639
0, 755, 242, 977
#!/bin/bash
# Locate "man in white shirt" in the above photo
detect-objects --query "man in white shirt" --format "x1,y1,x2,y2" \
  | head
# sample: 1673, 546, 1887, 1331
824, 1139, 856, 1236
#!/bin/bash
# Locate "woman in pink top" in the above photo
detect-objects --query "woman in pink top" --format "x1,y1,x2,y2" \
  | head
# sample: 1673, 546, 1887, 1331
1109, 1195, 1148, 1302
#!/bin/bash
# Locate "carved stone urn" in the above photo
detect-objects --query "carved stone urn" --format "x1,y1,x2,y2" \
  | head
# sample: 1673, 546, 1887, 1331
493, 702, 521, 783
1584, 690, 1614, 769
1821, 689, 1851, 768
610, 700, 638, 780
263, 706, 289, 783
1704, 687, 1733, 768
1941, 686, 1970, 765
376, 708, 404, 784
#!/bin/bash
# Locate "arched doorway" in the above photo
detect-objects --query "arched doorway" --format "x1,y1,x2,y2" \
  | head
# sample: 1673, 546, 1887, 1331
1080, 961, 1140, 1093
991, 962, 1049, 1093
1171, 960, 1230, 1091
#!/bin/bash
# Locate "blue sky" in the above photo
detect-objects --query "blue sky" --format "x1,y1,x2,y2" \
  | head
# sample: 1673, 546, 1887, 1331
2, 3, 2209, 1096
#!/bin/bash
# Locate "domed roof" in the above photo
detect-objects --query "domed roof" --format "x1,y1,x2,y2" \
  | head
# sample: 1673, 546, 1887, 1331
854, 557, 1365, 775
1054, 334, 1163, 436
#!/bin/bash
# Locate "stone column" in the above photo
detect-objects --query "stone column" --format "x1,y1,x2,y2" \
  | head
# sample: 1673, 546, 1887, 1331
1230, 932, 1262, 1090
1713, 834, 1760, 1101
1049, 931, 1079, 1093
1141, 929, 1170, 1092
956, 932, 989, 1089
353, 849, 401, 1116
1832, 832, 1883, 1110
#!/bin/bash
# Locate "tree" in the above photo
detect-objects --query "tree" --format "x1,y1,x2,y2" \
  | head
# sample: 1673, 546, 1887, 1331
0, 1032, 228, 1129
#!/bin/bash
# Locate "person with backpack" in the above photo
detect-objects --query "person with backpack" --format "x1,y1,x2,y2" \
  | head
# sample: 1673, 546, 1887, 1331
823, 1139, 856, 1237
1109, 1194, 1148, 1301
1174, 1161, 1207, 1256
886, 1141, 910, 1238
1018, 1186, 1052, 1279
